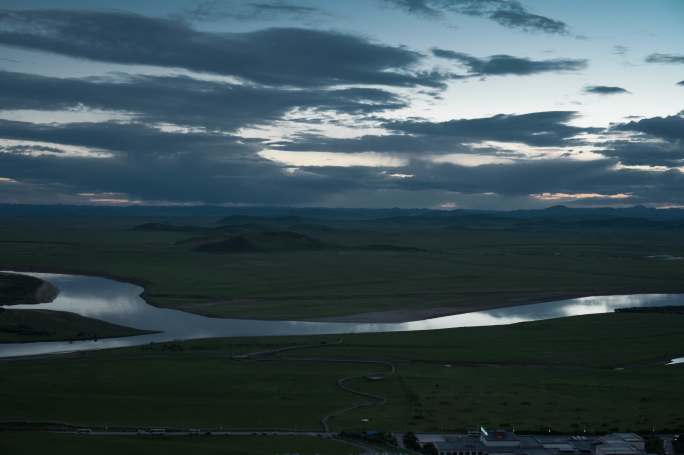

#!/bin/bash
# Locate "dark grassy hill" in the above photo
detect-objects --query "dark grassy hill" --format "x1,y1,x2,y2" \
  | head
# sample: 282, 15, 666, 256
0, 272, 54, 305
132, 222, 203, 233
193, 231, 330, 253
0, 308, 151, 343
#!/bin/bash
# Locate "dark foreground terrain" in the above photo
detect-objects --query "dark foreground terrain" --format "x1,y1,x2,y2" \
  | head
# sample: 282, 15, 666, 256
2, 313, 682, 434
0, 432, 361, 455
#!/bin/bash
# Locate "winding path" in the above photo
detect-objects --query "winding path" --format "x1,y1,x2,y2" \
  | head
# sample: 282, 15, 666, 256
319, 359, 395, 432
232, 340, 397, 432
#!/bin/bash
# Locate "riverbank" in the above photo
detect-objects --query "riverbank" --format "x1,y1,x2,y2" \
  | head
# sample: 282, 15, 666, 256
6, 268, 684, 327
0, 308, 155, 343
0, 272, 58, 306
4, 271, 684, 360
169, 288, 684, 323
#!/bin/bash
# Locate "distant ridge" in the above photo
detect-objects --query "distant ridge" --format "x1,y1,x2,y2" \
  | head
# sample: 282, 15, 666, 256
1, 204, 684, 222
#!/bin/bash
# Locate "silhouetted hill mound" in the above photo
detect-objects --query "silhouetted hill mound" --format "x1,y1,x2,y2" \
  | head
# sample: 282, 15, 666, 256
358, 244, 427, 252
132, 223, 201, 233
211, 223, 277, 233
257, 231, 328, 250
286, 223, 336, 232
192, 231, 330, 253
218, 215, 307, 225
193, 235, 259, 253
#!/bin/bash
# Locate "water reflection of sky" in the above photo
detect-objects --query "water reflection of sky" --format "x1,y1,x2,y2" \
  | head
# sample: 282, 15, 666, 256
2, 271, 684, 359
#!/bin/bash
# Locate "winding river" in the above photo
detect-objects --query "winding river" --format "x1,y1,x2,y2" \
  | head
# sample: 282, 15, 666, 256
2, 271, 684, 359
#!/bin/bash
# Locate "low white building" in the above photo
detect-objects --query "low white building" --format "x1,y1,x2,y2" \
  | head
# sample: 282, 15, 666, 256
417, 428, 647, 455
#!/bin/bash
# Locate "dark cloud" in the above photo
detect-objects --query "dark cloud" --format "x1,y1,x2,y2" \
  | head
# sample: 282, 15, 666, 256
0, 10, 445, 88
273, 110, 598, 154
604, 114, 684, 169
487, 9, 567, 34
399, 159, 622, 195
645, 53, 684, 64
383, 0, 569, 34
0, 71, 406, 131
432, 49, 587, 76
0, 120, 256, 158
600, 140, 684, 167
304, 156, 684, 206
385, 111, 596, 147
383, 0, 441, 17
677, 80, 684, 87
583, 85, 630, 95
272, 133, 479, 155
0, 120, 351, 205
0, 150, 334, 205
616, 113, 684, 142
183, 0, 326, 22
2, 118, 684, 207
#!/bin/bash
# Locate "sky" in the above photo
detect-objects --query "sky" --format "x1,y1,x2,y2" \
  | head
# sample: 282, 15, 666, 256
0, 0, 683, 209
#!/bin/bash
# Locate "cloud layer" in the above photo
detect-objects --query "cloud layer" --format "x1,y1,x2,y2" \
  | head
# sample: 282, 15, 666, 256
432, 49, 587, 76
0, 71, 405, 131
386, 111, 594, 147
384, 0, 569, 34
583, 85, 630, 95
0, 6, 681, 209
0, 9, 445, 88
646, 53, 684, 65
182, 0, 326, 22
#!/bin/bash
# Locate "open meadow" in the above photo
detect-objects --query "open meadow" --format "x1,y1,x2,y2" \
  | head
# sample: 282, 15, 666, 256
2, 212, 684, 321
2, 312, 682, 433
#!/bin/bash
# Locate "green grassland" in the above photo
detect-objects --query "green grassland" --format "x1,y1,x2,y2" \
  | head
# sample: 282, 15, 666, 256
0, 272, 48, 305
1, 215, 684, 320
2, 313, 682, 433
0, 308, 150, 342
0, 433, 359, 455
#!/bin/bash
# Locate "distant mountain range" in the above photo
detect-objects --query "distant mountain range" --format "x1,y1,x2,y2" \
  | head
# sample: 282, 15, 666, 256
3, 203, 684, 221
3, 204, 684, 230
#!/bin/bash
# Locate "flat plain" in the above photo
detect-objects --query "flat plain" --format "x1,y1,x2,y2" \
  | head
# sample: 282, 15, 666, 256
1, 212, 684, 321
2, 313, 682, 433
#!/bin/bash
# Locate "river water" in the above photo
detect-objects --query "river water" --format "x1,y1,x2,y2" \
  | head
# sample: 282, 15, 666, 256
2, 272, 684, 359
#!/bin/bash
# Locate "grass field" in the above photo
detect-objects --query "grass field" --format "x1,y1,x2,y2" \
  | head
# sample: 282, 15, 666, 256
2, 313, 682, 433
0, 432, 359, 455
0, 272, 48, 305
0, 308, 149, 342
1, 216, 684, 320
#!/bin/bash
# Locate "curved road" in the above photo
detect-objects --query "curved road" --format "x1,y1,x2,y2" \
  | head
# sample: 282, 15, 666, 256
232, 341, 397, 432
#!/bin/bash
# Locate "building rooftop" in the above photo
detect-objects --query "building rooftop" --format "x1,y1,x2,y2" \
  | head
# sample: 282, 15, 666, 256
419, 431, 646, 455
481, 429, 522, 448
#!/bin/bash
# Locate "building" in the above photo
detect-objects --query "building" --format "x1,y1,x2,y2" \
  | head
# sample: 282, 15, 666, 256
595, 434, 646, 455
416, 428, 648, 455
